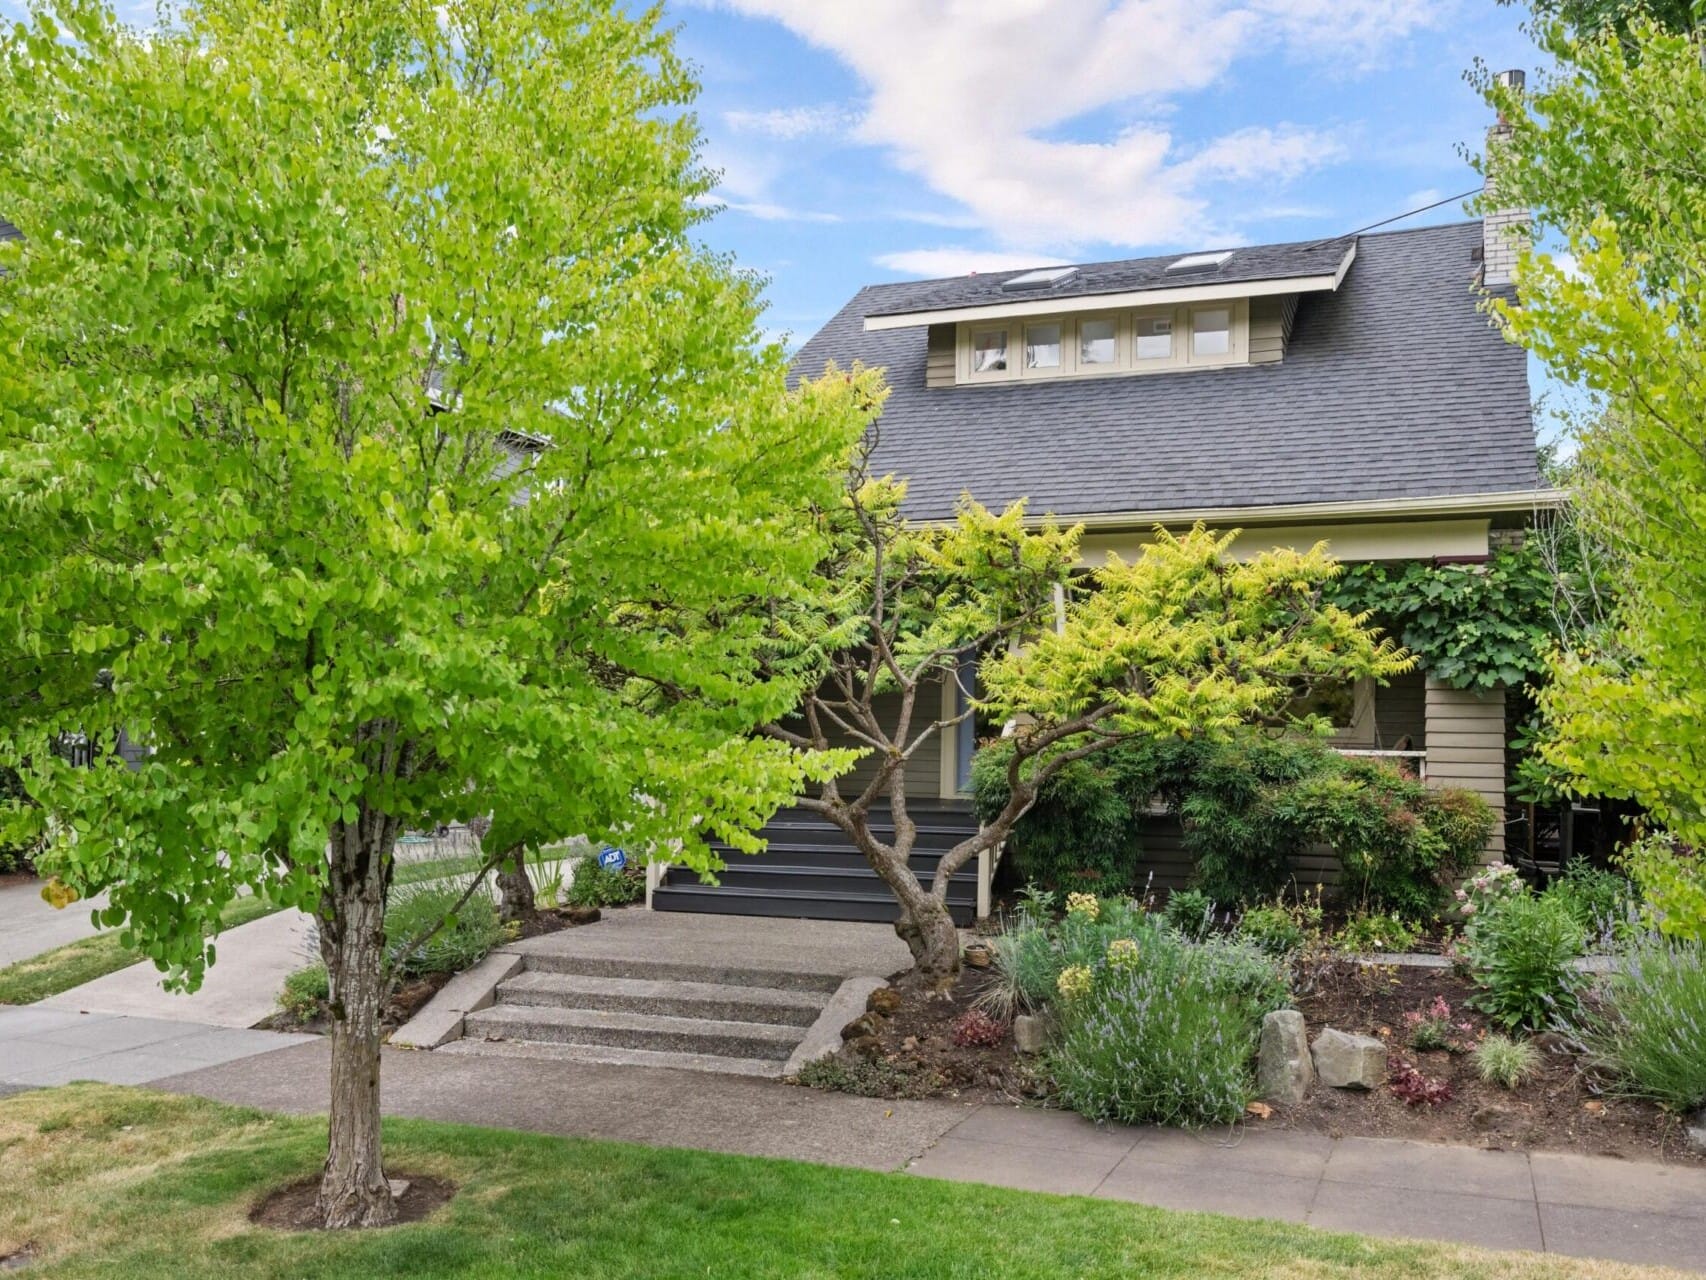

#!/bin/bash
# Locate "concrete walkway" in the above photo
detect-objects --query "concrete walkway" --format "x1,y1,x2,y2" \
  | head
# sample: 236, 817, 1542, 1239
39, 906, 316, 1028
145, 1035, 1706, 1273
0, 1005, 312, 1091
908, 1106, 1706, 1273
0, 877, 107, 967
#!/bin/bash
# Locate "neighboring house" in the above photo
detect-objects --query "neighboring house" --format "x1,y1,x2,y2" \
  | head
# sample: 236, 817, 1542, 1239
653, 111, 1553, 923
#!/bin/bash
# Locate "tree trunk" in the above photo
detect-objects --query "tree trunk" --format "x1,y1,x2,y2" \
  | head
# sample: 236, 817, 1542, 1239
495, 844, 538, 926
317, 813, 398, 1230
894, 894, 962, 991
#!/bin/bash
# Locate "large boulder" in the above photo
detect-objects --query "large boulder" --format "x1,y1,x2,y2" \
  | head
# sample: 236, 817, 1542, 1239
1257, 1010, 1314, 1106
1311, 1027, 1388, 1090
1013, 1012, 1057, 1055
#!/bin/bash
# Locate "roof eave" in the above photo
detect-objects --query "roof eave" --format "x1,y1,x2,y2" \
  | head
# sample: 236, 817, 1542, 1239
967, 488, 1565, 532
863, 242, 1357, 332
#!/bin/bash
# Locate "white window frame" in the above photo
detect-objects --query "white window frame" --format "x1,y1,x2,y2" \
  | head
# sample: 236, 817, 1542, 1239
955, 298, 1248, 385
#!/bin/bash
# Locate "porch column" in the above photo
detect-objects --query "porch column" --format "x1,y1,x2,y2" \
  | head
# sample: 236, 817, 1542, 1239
1423, 676, 1506, 861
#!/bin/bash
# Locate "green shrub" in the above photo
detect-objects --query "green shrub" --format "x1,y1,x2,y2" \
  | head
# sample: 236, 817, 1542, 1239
565, 856, 644, 908
1163, 887, 1217, 941
277, 963, 329, 1022
1544, 857, 1635, 942
1473, 1034, 1540, 1090
1236, 895, 1322, 956
1464, 892, 1586, 1030
1620, 834, 1706, 944
974, 730, 1491, 917
1570, 937, 1706, 1113
1333, 911, 1419, 954
1050, 931, 1288, 1128
383, 880, 504, 976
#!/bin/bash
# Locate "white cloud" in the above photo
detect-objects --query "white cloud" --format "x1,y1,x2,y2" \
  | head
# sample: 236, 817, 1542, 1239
722, 103, 859, 140
874, 248, 1071, 279
723, 200, 843, 223
700, 1, 1445, 252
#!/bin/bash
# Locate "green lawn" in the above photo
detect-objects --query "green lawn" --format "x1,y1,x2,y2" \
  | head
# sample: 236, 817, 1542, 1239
0, 1086, 1675, 1280
0, 856, 489, 1006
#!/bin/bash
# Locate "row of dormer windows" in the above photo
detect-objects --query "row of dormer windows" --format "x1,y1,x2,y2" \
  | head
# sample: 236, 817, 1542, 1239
957, 299, 1248, 384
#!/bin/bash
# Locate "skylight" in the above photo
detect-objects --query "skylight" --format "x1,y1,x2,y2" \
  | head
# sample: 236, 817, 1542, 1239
999, 266, 1078, 292
1166, 251, 1233, 273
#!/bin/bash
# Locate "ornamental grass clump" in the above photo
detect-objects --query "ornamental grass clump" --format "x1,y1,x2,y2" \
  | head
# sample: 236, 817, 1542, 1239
1049, 932, 1287, 1128
1474, 1034, 1540, 1090
979, 896, 1151, 1016
1570, 936, 1706, 1113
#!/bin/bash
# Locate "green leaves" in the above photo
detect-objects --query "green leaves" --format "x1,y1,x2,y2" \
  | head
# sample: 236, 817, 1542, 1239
0, 0, 857, 987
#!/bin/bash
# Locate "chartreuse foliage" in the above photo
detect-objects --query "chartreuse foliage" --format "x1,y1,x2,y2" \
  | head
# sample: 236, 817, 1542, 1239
1476, 18, 1706, 846
0, 0, 858, 988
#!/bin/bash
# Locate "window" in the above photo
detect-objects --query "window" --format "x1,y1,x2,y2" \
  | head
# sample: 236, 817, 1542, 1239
1134, 314, 1173, 360
1167, 250, 1233, 273
1078, 318, 1116, 365
971, 328, 1008, 374
1025, 322, 1061, 370
1191, 307, 1231, 357
1283, 677, 1376, 746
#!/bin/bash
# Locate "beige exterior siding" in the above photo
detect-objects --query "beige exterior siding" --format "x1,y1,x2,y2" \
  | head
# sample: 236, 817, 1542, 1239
1423, 677, 1506, 859
829, 681, 950, 800
925, 324, 955, 389
1248, 294, 1299, 366
1373, 670, 1427, 749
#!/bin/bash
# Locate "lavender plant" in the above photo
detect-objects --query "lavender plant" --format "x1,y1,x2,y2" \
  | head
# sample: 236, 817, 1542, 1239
1570, 937, 1706, 1113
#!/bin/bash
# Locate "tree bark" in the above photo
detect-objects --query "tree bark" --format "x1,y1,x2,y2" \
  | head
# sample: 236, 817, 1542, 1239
894, 894, 962, 990
495, 844, 538, 926
317, 811, 398, 1230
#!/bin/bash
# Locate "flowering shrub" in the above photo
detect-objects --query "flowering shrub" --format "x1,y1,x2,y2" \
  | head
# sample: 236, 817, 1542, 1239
1455, 862, 1524, 922
1065, 892, 1101, 921
1333, 911, 1418, 954
1049, 928, 1288, 1128
1463, 891, 1586, 1030
1055, 964, 1093, 1002
950, 1009, 1009, 1048
979, 896, 1150, 1016
1402, 995, 1476, 1053
1569, 935, 1706, 1113
1388, 1058, 1454, 1107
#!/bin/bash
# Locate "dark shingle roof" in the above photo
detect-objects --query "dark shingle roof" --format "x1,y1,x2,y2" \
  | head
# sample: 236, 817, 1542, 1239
866, 235, 1354, 318
792, 221, 1539, 522
0, 217, 19, 241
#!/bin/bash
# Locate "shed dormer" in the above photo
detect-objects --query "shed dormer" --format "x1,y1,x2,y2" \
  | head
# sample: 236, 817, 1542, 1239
870, 238, 1357, 390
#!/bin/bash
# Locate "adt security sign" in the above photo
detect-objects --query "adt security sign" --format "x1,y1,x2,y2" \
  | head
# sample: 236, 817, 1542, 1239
596, 845, 627, 872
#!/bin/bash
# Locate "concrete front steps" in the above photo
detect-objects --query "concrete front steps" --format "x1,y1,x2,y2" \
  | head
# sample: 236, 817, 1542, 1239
445, 951, 848, 1079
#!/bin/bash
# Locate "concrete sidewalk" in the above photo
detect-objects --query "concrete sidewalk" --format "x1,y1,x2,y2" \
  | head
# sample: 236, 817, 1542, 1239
0, 878, 107, 967
1, 1005, 312, 1090
908, 1106, 1706, 1273
39, 906, 315, 1028
149, 1037, 1706, 1273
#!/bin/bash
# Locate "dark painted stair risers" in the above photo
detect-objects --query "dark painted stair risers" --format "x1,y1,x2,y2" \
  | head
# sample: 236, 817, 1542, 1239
652, 804, 980, 925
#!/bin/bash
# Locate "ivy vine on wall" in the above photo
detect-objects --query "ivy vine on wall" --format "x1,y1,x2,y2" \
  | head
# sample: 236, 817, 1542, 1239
1326, 544, 1558, 691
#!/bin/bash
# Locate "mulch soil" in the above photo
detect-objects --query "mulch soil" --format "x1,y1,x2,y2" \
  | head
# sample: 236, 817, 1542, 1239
1282, 957, 1704, 1163
804, 953, 1703, 1165
250, 1174, 456, 1231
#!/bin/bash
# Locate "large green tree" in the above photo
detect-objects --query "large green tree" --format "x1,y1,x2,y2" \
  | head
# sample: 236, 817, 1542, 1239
0, 0, 853, 1227
760, 368, 1409, 986
1476, 16, 1706, 843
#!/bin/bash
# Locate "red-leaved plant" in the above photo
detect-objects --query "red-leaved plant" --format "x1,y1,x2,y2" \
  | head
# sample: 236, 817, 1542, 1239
951, 1009, 1010, 1048
1388, 1057, 1454, 1107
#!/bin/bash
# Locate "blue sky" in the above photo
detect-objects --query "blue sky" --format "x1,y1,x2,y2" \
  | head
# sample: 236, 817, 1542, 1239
9, 0, 1580, 438
670, 0, 1580, 439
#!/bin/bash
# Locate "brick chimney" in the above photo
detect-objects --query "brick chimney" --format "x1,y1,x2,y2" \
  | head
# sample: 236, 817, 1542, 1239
1482, 68, 1530, 288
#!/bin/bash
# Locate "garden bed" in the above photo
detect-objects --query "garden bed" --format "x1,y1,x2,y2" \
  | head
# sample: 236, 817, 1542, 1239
1284, 959, 1704, 1163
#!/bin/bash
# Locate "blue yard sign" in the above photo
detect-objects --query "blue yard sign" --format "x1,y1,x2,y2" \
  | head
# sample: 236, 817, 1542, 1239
596, 844, 627, 872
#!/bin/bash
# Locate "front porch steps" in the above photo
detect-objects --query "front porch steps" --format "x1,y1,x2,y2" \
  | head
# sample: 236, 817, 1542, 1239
448, 951, 848, 1079
651, 803, 981, 925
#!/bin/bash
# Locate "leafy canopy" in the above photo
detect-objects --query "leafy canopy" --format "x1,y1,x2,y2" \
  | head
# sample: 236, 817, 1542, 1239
1478, 17, 1706, 841
0, 0, 856, 985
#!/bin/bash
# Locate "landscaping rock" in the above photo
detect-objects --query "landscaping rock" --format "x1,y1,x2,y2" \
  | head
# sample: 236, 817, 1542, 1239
1687, 1110, 1706, 1154
846, 1034, 884, 1059
1310, 1027, 1388, 1090
563, 906, 601, 926
1013, 1012, 1056, 1055
840, 1011, 884, 1042
866, 986, 903, 1016
1257, 1010, 1313, 1106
